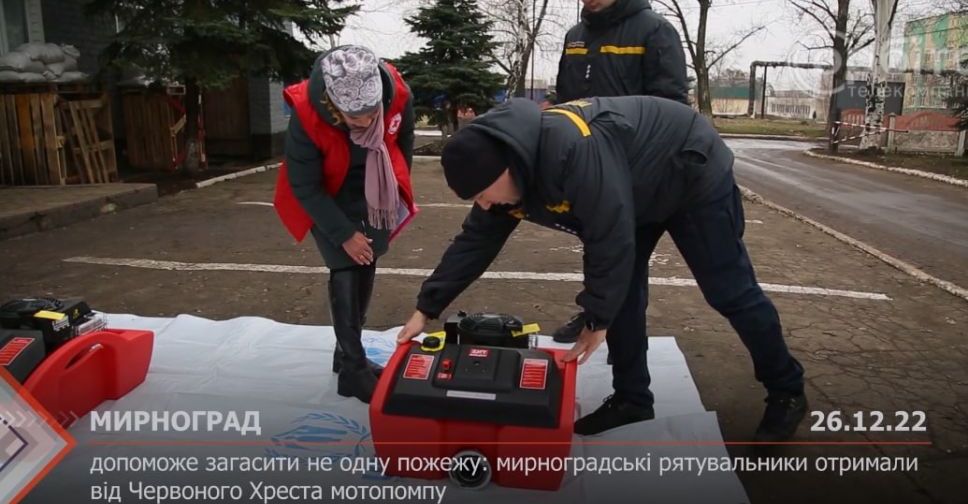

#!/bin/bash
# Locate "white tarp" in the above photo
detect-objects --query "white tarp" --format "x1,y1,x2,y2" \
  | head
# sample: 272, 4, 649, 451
26, 314, 749, 503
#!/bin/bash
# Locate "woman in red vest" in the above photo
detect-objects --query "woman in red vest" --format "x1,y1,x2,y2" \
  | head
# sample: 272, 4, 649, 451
274, 45, 417, 403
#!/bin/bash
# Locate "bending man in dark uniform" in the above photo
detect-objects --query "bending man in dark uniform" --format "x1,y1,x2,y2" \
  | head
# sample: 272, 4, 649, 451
396, 97, 807, 439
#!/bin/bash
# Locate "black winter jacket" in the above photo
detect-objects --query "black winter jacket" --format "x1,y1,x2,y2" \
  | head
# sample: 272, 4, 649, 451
416, 97, 734, 328
556, 0, 689, 104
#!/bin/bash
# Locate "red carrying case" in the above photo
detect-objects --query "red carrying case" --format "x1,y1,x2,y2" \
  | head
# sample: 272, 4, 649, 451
370, 342, 577, 491
23, 328, 154, 428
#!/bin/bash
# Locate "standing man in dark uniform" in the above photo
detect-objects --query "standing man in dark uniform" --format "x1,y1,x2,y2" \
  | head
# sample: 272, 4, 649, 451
556, 0, 689, 105
553, 0, 690, 344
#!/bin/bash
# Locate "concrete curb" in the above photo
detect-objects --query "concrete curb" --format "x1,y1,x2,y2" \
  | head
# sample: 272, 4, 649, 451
195, 162, 281, 189
739, 184, 968, 302
720, 133, 826, 142
803, 150, 968, 189
0, 184, 159, 241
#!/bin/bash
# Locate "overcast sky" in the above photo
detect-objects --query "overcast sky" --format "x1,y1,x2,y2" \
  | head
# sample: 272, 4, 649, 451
327, 0, 951, 91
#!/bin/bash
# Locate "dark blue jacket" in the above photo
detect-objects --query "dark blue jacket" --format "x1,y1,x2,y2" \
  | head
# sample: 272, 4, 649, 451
417, 97, 734, 328
557, 0, 689, 104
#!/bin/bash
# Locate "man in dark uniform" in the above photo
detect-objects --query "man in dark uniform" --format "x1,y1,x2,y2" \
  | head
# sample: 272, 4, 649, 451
556, 0, 689, 105
554, 0, 689, 343
396, 97, 807, 438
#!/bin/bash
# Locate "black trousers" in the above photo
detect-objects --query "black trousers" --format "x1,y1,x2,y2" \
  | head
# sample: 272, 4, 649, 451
608, 184, 805, 407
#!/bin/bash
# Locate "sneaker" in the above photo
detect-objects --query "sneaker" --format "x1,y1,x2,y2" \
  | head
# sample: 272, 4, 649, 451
552, 313, 584, 343
754, 391, 808, 442
574, 395, 655, 435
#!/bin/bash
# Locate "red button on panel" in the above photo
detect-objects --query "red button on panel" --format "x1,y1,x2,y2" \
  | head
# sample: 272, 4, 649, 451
441, 359, 452, 371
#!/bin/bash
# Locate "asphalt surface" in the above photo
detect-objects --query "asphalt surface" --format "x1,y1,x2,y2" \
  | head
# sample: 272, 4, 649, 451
730, 139, 968, 290
1, 147, 966, 504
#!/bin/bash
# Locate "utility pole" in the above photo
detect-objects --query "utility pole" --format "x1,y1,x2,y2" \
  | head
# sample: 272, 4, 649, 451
531, 0, 536, 100
760, 66, 768, 119
859, 0, 899, 151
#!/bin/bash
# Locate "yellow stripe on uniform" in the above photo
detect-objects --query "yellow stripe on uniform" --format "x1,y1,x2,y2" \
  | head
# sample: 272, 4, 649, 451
564, 47, 588, 55
546, 109, 591, 137
600, 45, 646, 55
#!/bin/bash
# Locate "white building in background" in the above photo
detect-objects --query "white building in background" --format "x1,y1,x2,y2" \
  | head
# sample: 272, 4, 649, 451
767, 90, 822, 120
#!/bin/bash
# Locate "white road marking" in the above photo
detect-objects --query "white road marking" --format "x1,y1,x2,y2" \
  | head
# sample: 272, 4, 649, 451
197, 162, 280, 188
63, 256, 891, 301
416, 203, 472, 208
237, 201, 274, 207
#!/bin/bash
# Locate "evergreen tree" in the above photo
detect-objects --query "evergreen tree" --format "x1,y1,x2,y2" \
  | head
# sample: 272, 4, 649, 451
394, 0, 504, 135
85, 0, 359, 170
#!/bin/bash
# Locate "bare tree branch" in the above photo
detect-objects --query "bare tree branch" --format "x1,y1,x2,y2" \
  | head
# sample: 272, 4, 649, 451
805, 0, 836, 23
493, 59, 511, 74
791, 1, 835, 41
653, 0, 696, 61
482, 0, 557, 95
706, 25, 765, 68
654, 0, 762, 116
798, 41, 834, 51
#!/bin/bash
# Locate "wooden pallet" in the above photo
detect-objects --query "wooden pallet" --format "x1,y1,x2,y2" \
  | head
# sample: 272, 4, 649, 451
58, 95, 117, 184
0, 93, 66, 185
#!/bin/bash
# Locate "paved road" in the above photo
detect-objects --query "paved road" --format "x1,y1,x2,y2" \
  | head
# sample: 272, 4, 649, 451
729, 139, 968, 290
1, 161, 966, 503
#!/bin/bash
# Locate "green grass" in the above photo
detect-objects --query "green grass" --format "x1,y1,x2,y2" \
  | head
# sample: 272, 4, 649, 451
813, 148, 968, 182
713, 117, 827, 138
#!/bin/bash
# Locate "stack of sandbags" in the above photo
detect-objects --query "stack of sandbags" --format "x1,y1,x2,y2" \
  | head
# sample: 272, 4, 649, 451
0, 43, 88, 83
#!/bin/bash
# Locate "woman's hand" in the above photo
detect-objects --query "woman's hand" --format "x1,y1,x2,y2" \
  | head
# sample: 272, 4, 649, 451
397, 310, 429, 344
342, 232, 374, 265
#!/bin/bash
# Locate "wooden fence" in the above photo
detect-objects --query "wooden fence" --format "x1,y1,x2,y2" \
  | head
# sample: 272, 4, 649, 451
121, 86, 186, 171
0, 84, 116, 185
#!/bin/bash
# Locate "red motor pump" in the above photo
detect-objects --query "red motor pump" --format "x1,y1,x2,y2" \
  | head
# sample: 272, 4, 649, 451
369, 313, 577, 491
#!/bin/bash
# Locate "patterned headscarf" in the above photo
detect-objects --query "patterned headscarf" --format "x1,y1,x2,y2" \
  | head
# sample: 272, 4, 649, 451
320, 45, 383, 115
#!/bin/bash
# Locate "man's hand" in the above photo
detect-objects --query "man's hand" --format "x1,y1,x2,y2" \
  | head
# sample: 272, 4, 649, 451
563, 327, 607, 365
396, 310, 429, 344
342, 232, 374, 265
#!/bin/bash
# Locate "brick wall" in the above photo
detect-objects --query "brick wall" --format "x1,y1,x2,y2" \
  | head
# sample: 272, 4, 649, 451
247, 76, 287, 158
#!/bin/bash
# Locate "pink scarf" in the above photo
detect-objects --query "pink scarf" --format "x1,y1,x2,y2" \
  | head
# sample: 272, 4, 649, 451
349, 105, 400, 230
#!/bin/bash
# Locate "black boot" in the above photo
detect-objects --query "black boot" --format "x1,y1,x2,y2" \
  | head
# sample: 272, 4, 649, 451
329, 268, 377, 403
574, 395, 654, 435
330, 264, 382, 378
754, 391, 808, 442
332, 345, 384, 377
356, 264, 383, 378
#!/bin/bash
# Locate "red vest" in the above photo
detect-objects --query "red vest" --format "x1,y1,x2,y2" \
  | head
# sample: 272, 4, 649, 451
273, 63, 418, 242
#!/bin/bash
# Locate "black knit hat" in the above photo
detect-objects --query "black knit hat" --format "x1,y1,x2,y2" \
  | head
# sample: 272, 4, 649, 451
441, 127, 510, 200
